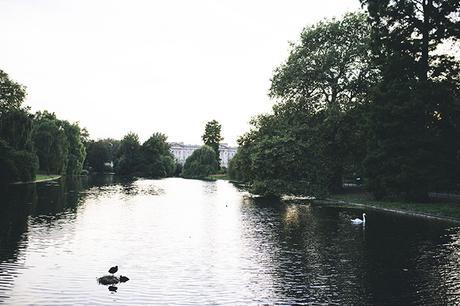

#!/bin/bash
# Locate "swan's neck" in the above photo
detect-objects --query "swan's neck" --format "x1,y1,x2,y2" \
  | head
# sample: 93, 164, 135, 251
363, 215, 366, 223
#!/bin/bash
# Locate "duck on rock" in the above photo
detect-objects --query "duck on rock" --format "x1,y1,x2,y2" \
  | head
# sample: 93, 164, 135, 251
108, 265, 118, 275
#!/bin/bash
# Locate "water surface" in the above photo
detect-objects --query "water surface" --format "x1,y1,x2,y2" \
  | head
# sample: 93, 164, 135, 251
1, 176, 460, 305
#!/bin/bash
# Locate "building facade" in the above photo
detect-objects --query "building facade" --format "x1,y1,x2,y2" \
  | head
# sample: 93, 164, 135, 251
169, 142, 237, 168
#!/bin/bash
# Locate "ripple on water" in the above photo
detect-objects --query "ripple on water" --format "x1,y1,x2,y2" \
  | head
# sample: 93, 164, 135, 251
1, 178, 460, 304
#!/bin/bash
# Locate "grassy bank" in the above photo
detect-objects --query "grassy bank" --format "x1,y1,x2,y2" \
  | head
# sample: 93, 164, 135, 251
35, 174, 61, 181
323, 192, 460, 221
206, 173, 229, 180
12, 174, 61, 185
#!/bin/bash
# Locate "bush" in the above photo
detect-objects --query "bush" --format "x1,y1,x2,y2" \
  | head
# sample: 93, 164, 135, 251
182, 145, 219, 178
0, 139, 38, 184
13, 150, 38, 182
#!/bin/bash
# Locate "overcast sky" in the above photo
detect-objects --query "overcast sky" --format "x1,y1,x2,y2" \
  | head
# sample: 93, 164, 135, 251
0, 0, 361, 145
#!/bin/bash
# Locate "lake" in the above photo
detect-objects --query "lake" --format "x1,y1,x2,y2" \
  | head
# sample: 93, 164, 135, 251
1, 176, 460, 305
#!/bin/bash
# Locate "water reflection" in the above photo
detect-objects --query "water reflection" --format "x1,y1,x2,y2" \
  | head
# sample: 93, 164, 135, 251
0, 177, 459, 305
0, 177, 91, 303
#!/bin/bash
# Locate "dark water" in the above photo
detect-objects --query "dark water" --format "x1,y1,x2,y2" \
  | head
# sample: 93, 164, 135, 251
1, 176, 460, 305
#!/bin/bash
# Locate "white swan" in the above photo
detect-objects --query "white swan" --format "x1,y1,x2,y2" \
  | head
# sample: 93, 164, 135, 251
351, 213, 366, 225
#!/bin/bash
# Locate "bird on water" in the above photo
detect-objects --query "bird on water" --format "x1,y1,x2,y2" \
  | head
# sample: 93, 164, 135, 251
119, 275, 130, 283
351, 213, 366, 225
109, 265, 118, 275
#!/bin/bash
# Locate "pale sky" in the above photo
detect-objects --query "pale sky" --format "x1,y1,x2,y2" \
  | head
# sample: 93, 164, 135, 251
0, 0, 361, 145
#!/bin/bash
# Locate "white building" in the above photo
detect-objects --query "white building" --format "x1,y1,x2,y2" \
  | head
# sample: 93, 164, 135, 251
169, 142, 237, 168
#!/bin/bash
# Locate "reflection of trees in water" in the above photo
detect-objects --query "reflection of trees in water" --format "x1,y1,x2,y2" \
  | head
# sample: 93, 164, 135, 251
83, 176, 165, 200
0, 184, 36, 263
240, 197, 455, 304
0, 184, 36, 303
0, 177, 91, 302
358, 214, 452, 304
255, 199, 362, 304
0, 177, 91, 259
87, 174, 115, 187
31, 177, 89, 221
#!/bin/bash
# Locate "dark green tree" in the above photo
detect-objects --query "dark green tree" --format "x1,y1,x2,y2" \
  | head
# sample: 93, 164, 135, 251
0, 139, 38, 183
114, 132, 143, 176
85, 140, 112, 172
202, 120, 223, 165
0, 69, 38, 183
62, 121, 86, 176
269, 12, 376, 193
361, 0, 460, 200
141, 133, 175, 178
0, 70, 26, 111
231, 13, 373, 196
32, 112, 69, 175
0, 108, 34, 151
182, 145, 219, 178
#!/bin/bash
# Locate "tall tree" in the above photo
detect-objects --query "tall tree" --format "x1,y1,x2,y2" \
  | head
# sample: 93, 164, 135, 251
268, 12, 376, 193
62, 121, 86, 176
32, 112, 69, 175
271, 13, 375, 113
0, 69, 38, 183
202, 120, 223, 166
86, 140, 111, 172
361, 0, 460, 200
0, 70, 26, 111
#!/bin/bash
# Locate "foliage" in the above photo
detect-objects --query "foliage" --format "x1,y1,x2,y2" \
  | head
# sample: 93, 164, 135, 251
85, 139, 116, 173
62, 121, 86, 176
202, 120, 223, 165
232, 13, 374, 197
0, 108, 34, 151
182, 145, 219, 178
270, 13, 376, 113
361, 0, 460, 201
0, 139, 38, 184
32, 112, 69, 175
114, 132, 143, 176
0, 70, 26, 111
12, 150, 39, 182
0, 139, 19, 184
0, 69, 86, 181
0, 70, 38, 183
140, 133, 175, 178
174, 162, 183, 177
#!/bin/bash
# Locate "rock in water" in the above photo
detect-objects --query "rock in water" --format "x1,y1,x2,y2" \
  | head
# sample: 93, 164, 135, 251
97, 275, 119, 285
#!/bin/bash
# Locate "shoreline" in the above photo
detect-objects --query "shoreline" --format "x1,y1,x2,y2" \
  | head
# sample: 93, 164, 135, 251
313, 197, 460, 224
11, 175, 62, 185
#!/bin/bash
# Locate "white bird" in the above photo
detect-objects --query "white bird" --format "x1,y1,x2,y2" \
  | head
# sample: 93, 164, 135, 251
351, 213, 366, 225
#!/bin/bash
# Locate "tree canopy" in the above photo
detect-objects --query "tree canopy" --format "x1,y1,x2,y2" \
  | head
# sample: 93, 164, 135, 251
361, 0, 460, 200
140, 133, 175, 178
0, 70, 26, 111
202, 120, 223, 165
182, 145, 219, 179
232, 13, 374, 197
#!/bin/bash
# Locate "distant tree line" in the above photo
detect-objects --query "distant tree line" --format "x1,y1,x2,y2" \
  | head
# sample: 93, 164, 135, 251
0, 69, 181, 183
85, 120, 224, 179
229, 3, 460, 202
